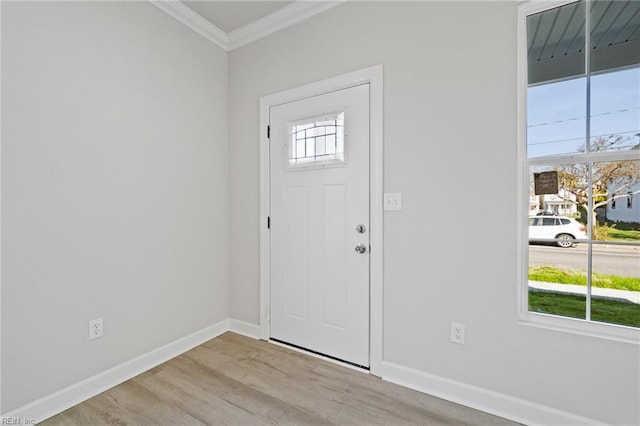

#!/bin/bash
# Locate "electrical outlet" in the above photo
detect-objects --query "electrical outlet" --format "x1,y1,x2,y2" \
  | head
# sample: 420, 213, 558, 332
89, 318, 104, 340
450, 322, 465, 344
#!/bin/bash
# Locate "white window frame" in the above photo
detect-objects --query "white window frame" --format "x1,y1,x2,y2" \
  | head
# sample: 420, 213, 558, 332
517, 0, 640, 344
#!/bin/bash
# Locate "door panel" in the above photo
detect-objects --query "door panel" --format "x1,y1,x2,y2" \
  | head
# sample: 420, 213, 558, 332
285, 185, 309, 319
269, 84, 370, 367
321, 183, 348, 328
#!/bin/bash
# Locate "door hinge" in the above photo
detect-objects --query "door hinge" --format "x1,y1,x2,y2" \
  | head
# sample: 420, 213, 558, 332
267, 216, 271, 229
267, 125, 271, 139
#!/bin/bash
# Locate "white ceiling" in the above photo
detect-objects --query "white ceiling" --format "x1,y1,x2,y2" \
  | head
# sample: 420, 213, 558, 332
182, 1, 294, 33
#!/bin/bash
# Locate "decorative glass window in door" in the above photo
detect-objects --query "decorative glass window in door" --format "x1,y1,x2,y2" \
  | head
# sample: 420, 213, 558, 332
288, 112, 345, 169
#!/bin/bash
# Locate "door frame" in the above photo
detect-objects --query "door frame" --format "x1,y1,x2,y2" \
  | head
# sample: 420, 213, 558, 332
259, 65, 383, 376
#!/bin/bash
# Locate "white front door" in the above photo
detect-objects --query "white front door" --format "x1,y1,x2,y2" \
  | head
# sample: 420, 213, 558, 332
269, 84, 370, 367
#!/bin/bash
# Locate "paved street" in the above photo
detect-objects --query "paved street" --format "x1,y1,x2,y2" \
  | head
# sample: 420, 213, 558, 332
528, 244, 639, 277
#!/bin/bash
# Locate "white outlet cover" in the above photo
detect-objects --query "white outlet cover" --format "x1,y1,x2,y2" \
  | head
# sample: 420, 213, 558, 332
450, 322, 465, 344
89, 318, 104, 340
383, 193, 402, 211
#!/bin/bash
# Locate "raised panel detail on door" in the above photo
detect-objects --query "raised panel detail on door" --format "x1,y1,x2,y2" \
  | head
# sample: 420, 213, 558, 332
285, 185, 309, 320
321, 184, 348, 329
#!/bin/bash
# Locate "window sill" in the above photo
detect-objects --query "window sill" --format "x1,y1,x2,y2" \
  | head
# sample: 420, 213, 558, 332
518, 311, 640, 345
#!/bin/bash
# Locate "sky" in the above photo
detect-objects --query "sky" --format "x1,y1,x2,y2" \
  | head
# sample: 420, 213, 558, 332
527, 66, 640, 158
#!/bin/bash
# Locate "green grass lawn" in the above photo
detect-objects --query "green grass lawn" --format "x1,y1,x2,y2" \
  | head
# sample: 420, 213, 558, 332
607, 227, 640, 241
529, 290, 640, 328
598, 222, 640, 242
529, 223, 640, 327
529, 266, 640, 291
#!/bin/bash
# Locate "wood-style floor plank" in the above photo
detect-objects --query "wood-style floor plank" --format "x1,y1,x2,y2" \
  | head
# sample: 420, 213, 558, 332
42, 332, 520, 426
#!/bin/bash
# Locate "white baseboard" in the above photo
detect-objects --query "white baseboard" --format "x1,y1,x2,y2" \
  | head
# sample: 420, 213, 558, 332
4, 319, 229, 423
228, 319, 261, 339
4, 320, 603, 426
382, 361, 605, 426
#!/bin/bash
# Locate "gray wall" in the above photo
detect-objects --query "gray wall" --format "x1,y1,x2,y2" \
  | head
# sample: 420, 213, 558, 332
228, 2, 639, 424
2, 1, 638, 423
2, 2, 229, 411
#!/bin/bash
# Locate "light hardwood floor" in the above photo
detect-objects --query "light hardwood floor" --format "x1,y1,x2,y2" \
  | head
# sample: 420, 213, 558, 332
42, 332, 519, 425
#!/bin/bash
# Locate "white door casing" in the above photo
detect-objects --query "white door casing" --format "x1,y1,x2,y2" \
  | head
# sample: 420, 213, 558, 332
269, 85, 370, 366
259, 65, 383, 375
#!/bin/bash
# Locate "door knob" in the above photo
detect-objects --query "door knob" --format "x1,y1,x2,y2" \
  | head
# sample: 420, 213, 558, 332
355, 244, 367, 254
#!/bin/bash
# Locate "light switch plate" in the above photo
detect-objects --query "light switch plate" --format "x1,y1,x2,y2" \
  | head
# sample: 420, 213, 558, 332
384, 193, 402, 211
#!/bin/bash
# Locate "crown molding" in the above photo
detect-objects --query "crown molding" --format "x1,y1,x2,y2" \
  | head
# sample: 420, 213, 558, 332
149, 0, 229, 51
227, 1, 345, 51
150, 1, 344, 52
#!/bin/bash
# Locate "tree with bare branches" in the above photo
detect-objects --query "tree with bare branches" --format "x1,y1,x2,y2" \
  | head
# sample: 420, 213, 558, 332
554, 135, 639, 230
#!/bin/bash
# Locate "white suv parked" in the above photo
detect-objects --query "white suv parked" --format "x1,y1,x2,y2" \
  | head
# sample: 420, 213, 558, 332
528, 215, 588, 248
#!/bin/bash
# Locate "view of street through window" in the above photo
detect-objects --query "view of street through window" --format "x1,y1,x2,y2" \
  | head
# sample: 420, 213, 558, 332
526, 0, 640, 328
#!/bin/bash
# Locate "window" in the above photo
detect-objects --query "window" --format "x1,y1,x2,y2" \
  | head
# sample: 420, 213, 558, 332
288, 112, 345, 169
520, 0, 640, 338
